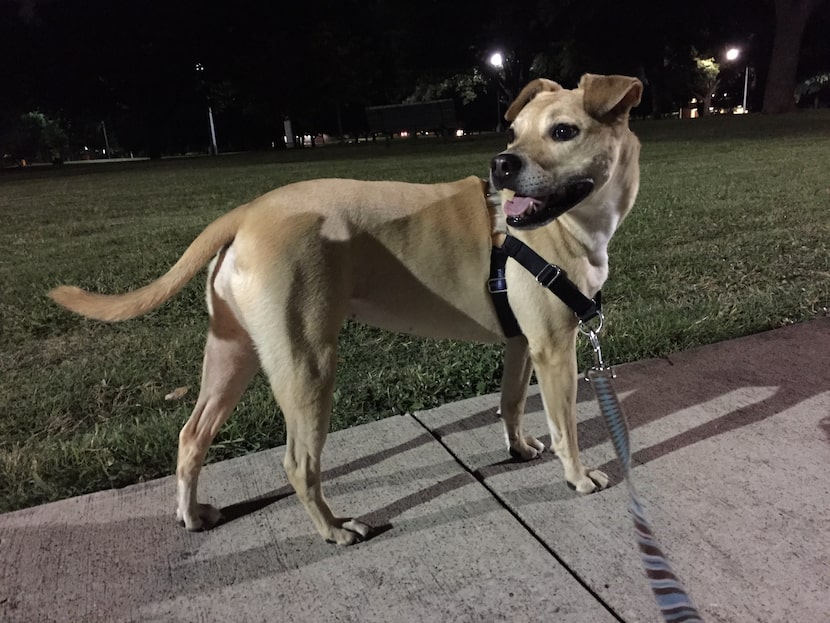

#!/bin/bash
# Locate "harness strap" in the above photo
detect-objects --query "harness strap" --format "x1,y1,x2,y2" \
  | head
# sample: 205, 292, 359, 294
501, 234, 600, 323
488, 245, 522, 338
487, 235, 602, 338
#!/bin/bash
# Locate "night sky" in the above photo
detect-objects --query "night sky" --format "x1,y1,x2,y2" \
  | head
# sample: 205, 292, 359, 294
2, 0, 828, 157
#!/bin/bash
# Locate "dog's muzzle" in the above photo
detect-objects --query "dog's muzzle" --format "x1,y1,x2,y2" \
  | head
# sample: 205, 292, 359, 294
490, 153, 594, 230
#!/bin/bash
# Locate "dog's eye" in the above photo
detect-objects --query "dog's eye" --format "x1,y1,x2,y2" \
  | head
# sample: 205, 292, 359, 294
551, 123, 579, 141
505, 127, 516, 143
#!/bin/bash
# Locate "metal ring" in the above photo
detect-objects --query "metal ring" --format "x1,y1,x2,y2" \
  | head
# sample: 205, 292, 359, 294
578, 311, 604, 336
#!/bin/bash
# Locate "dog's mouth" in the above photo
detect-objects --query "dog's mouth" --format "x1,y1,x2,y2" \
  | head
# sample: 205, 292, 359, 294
501, 178, 595, 229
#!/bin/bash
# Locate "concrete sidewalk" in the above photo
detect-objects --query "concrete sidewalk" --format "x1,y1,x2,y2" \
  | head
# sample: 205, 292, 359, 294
2, 318, 828, 622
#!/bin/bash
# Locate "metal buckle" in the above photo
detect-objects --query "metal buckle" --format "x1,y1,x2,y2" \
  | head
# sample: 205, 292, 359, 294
487, 278, 507, 294
535, 263, 561, 288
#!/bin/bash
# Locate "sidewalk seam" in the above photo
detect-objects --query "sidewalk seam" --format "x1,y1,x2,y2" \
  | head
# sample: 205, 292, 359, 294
407, 411, 626, 623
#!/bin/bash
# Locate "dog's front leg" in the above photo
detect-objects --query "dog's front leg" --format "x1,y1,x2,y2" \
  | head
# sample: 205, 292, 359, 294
499, 337, 545, 460
531, 331, 609, 493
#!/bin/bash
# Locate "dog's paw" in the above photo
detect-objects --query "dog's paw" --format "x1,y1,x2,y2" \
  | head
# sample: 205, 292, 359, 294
566, 469, 610, 494
176, 503, 223, 531
508, 435, 545, 461
325, 518, 371, 546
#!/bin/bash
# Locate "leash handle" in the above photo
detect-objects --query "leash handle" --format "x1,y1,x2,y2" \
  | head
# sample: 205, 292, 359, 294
586, 342, 704, 622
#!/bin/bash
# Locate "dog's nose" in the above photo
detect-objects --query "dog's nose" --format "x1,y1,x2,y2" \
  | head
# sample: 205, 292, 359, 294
490, 153, 523, 190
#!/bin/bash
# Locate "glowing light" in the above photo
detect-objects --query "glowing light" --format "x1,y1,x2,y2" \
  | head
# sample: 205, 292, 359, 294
726, 48, 739, 61
489, 52, 504, 68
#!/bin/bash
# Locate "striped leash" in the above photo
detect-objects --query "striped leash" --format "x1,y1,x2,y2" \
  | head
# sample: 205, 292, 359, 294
580, 317, 704, 623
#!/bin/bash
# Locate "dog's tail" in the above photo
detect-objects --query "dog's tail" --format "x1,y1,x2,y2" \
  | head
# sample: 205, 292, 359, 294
49, 204, 249, 322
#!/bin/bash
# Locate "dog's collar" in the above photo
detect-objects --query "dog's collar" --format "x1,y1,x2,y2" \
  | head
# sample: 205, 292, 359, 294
488, 235, 601, 338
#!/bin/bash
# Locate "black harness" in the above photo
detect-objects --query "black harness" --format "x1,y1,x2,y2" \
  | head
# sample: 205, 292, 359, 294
488, 234, 601, 338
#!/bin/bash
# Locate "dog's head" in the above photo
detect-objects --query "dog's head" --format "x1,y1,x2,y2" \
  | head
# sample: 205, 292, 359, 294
490, 74, 642, 230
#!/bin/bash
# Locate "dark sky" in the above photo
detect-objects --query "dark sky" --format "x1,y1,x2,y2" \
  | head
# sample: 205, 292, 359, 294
2, 0, 828, 154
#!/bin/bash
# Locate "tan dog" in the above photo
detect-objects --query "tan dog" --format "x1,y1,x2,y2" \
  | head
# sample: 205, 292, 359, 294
50, 74, 642, 545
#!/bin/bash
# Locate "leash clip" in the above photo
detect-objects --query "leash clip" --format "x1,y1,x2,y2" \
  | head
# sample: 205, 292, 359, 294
579, 312, 615, 379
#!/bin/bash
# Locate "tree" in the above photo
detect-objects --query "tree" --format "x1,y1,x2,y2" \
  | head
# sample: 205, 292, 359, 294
691, 55, 721, 116
795, 72, 830, 106
3, 112, 68, 163
762, 0, 826, 113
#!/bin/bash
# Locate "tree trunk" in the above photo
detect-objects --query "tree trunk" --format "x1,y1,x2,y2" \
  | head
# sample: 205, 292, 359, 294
694, 80, 719, 117
762, 0, 823, 113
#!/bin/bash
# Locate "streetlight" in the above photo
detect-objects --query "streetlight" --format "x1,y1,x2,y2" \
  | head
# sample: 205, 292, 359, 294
726, 48, 749, 113
489, 52, 504, 132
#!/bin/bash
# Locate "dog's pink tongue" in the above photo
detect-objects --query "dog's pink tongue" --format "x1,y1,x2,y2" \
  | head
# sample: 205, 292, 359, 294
503, 196, 535, 217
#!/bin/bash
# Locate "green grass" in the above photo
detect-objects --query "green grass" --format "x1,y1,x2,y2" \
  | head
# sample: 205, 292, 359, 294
2, 113, 829, 512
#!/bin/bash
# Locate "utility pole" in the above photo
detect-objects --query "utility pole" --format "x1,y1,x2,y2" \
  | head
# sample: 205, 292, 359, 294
208, 106, 218, 155
101, 121, 111, 157
196, 62, 218, 155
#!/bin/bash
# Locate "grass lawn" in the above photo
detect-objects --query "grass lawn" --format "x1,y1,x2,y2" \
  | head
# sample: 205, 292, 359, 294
1, 112, 829, 512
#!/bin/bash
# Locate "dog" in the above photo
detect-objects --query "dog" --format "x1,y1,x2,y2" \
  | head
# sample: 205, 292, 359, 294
49, 73, 642, 545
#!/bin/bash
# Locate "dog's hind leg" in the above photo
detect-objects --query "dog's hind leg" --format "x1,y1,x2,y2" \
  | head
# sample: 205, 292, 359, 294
499, 337, 545, 460
277, 356, 370, 546
253, 317, 370, 545
235, 223, 369, 545
176, 260, 259, 531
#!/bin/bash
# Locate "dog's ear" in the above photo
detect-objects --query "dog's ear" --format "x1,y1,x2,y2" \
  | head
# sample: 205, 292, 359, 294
504, 79, 562, 122
579, 74, 643, 123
